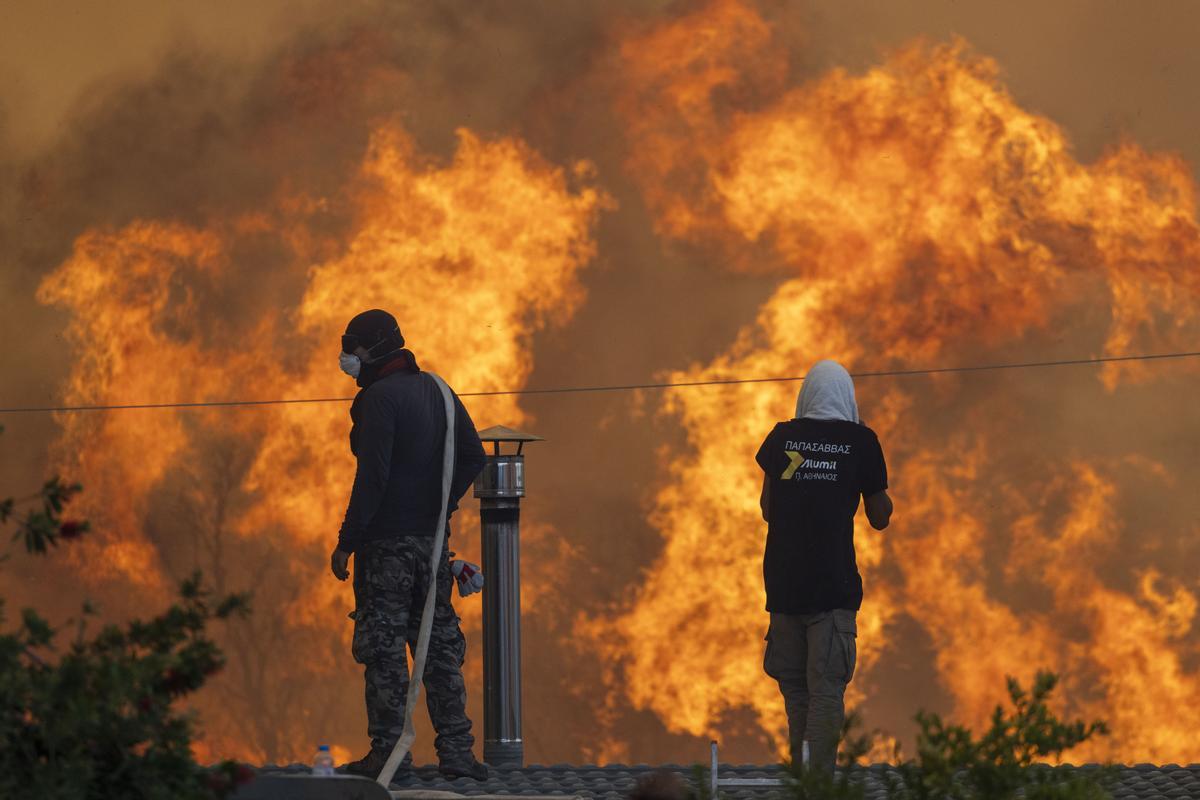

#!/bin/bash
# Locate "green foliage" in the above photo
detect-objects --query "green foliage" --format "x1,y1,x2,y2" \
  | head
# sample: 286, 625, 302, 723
5, 475, 88, 555
1, 427, 255, 800
885, 672, 1114, 800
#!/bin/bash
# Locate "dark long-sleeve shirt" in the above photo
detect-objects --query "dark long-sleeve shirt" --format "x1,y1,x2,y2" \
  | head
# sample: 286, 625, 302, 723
337, 370, 486, 553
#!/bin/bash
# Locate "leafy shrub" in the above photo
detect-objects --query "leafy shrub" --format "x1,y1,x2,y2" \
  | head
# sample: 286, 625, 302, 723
885, 671, 1113, 800
0, 426, 254, 800
764, 674, 1111, 800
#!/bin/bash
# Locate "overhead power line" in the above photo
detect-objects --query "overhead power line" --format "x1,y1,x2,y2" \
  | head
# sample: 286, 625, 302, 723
1, 350, 1197, 414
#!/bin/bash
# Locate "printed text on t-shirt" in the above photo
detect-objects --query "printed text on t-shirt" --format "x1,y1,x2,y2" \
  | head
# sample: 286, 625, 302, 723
781, 441, 849, 481
784, 440, 852, 454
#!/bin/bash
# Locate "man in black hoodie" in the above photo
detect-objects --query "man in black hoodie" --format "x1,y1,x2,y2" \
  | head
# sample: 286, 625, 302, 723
756, 360, 892, 775
329, 309, 488, 781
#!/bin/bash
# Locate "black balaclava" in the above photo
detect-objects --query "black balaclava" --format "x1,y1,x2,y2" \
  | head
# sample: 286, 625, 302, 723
343, 309, 406, 387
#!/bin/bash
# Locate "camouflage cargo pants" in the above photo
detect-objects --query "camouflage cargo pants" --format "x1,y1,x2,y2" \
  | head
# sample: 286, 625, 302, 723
763, 609, 857, 774
352, 536, 475, 760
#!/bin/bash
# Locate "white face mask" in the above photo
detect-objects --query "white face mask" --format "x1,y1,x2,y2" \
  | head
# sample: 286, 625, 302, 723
339, 352, 361, 379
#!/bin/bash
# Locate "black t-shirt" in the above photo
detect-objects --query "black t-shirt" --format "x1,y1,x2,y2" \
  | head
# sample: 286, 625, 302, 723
755, 418, 888, 614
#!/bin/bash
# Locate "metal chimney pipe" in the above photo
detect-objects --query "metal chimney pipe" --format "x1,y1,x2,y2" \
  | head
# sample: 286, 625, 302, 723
473, 426, 542, 769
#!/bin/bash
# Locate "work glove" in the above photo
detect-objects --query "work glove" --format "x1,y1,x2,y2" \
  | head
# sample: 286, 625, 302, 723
450, 559, 484, 597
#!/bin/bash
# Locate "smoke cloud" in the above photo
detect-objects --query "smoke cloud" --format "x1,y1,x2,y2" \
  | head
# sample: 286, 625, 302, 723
2, 0, 1198, 766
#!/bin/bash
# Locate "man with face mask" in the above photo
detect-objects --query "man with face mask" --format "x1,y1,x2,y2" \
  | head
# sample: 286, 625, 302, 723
755, 360, 893, 775
329, 309, 488, 782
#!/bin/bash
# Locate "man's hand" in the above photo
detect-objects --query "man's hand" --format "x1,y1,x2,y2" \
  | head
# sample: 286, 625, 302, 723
330, 547, 351, 581
864, 490, 893, 530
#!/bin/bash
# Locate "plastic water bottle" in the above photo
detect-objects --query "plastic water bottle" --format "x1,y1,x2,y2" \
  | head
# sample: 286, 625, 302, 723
312, 744, 335, 776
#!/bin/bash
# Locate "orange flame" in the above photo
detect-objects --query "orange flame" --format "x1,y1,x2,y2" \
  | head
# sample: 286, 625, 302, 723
29, 0, 1200, 766
586, 0, 1200, 763
37, 122, 606, 761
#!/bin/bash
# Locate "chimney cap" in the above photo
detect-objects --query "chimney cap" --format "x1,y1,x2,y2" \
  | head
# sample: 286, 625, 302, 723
477, 425, 544, 443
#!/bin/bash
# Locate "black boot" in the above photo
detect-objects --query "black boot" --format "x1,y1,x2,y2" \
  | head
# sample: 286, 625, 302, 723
339, 748, 413, 781
438, 755, 488, 781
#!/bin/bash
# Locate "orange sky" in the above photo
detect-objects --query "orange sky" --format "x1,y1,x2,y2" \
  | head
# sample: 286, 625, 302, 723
3, 1, 1199, 171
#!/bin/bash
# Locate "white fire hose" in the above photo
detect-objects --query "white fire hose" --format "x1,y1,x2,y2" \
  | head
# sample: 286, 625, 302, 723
376, 372, 456, 788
